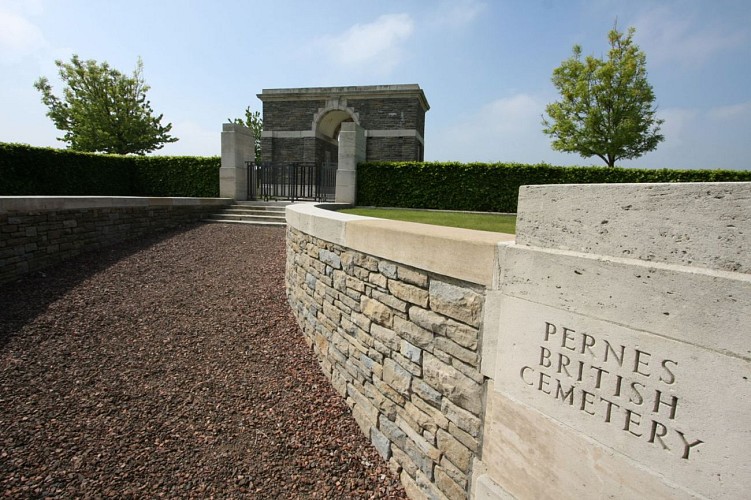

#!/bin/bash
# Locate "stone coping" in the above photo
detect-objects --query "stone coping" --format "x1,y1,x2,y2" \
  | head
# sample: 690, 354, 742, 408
0, 196, 232, 212
285, 202, 514, 286
258, 84, 430, 111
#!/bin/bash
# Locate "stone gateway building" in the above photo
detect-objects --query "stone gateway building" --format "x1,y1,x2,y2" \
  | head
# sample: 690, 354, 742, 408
258, 84, 429, 167
220, 84, 428, 203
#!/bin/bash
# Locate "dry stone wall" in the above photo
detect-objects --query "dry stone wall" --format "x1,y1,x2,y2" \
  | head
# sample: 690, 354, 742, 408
286, 226, 485, 500
0, 197, 229, 284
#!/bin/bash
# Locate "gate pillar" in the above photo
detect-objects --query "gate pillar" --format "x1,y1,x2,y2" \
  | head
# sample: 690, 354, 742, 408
336, 122, 365, 205
220, 123, 253, 200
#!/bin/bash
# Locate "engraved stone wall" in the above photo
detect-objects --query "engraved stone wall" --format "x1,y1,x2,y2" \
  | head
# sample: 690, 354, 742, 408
285, 186, 750, 500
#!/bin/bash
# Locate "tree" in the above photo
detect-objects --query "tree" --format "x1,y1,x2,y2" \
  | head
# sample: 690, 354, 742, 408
542, 26, 664, 167
228, 107, 263, 164
34, 55, 177, 155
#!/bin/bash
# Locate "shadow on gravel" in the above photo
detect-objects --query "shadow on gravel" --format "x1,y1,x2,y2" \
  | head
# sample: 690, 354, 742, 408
0, 223, 202, 351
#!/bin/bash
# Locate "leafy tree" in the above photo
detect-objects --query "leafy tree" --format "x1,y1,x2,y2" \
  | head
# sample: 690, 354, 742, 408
542, 26, 664, 167
228, 107, 262, 164
34, 55, 177, 155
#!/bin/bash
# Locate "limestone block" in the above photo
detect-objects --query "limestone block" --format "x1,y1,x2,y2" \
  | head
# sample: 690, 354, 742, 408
404, 438, 436, 480
345, 218, 511, 286
378, 260, 398, 278
394, 352, 422, 376
398, 265, 429, 288
440, 398, 482, 438
401, 339, 423, 363
389, 280, 430, 307
355, 253, 380, 272
424, 353, 483, 415
397, 414, 442, 462
346, 275, 366, 293
352, 403, 376, 436
347, 384, 378, 422
497, 244, 750, 358
412, 395, 450, 430
372, 289, 409, 313
394, 316, 434, 348
437, 429, 472, 473
397, 458, 420, 492
480, 388, 697, 500
372, 323, 400, 351
332, 269, 347, 291
363, 382, 396, 419
435, 466, 466, 500
351, 312, 372, 332
380, 414, 408, 449
414, 470, 449, 500
516, 183, 751, 273
405, 401, 439, 434
448, 422, 479, 453
412, 380, 444, 410
354, 328, 374, 349
371, 426, 392, 460
338, 293, 360, 312
384, 358, 412, 395
473, 474, 515, 500
374, 375, 407, 405
369, 271, 388, 289
410, 307, 479, 351
492, 295, 751, 499
439, 455, 469, 490
429, 280, 483, 327
361, 296, 393, 327
435, 337, 479, 367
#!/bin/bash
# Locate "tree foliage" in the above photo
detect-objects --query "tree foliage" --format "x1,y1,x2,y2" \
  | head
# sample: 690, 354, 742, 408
542, 27, 664, 167
228, 107, 262, 164
34, 55, 177, 155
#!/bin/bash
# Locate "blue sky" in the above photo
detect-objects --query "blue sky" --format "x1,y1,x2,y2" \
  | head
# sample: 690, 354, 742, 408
1, 0, 750, 169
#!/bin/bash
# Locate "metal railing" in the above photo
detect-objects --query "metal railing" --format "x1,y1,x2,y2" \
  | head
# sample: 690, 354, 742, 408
247, 162, 337, 202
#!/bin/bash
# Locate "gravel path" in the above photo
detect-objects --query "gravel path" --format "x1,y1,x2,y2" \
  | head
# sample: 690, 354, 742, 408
0, 223, 406, 499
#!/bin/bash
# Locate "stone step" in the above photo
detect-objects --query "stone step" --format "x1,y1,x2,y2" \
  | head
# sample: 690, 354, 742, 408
205, 213, 285, 223
203, 202, 291, 226
220, 208, 286, 217
203, 219, 286, 227
227, 203, 285, 212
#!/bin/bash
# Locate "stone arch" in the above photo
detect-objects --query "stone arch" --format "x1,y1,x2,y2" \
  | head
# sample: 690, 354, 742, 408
312, 102, 360, 140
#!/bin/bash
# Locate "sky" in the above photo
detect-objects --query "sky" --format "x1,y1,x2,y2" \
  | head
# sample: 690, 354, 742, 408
1, 0, 750, 170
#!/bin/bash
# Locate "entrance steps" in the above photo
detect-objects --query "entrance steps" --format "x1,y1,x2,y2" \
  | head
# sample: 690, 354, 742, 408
203, 201, 290, 226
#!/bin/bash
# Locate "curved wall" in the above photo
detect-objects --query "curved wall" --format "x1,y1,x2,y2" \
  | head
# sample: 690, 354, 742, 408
285, 203, 513, 499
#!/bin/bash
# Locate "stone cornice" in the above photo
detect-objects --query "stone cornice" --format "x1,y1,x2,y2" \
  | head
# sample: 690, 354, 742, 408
258, 84, 430, 111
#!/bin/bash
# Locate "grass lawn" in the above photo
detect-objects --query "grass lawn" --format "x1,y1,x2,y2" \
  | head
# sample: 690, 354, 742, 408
340, 207, 516, 234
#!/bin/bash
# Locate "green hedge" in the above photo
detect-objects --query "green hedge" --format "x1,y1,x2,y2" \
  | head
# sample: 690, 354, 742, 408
358, 162, 751, 213
132, 156, 220, 197
0, 143, 220, 197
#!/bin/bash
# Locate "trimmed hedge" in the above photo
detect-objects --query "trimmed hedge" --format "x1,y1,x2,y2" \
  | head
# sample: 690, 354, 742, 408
132, 156, 220, 197
358, 162, 751, 213
0, 143, 220, 197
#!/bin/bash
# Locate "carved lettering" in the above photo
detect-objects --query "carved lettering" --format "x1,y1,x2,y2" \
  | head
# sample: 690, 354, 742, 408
633, 349, 652, 377
676, 430, 704, 460
525, 321, 705, 461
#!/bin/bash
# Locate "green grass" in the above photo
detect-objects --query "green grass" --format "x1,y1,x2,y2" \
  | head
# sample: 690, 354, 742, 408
340, 207, 516, 234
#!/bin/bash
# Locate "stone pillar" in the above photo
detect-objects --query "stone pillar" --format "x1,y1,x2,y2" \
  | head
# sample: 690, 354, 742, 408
220, 123, 253, 200
336, 122, 365, 204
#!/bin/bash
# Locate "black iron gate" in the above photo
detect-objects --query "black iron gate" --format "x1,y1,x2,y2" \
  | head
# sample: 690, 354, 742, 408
247, 162, 337, 202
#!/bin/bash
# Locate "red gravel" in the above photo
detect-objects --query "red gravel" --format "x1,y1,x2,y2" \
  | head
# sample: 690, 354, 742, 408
0, 223, 406, 499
